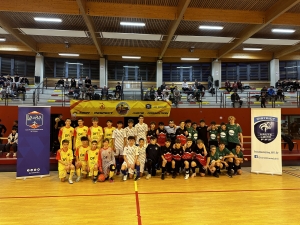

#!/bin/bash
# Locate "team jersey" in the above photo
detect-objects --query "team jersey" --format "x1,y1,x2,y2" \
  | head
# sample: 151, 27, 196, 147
75, 145, 89, 162
160, 145, 173, 162
197, 126, 208, 143
218, 128, 228, 145
135, 123, 148, 144
56, 148, 73, 169
147, 129, 157, 143
124, 145, 139, 163
146, 144, 160, 161
176, 127, 188, 145
231, 149, 244, 159
58, 126, 74, 148
124, 126, 136, 138
85, 149, 100, 167
99, 147, 115, 173
172, 147, 183, 161
227, 124, 242, 144
209, 129, 218, 142
112, 128, 126, 150
217, 147, 231, 160
189, 129, 198, 142
208, 152, 220, 164
157, 128, 167, 146
194, 146, 207, 166
104, 127, 116, 147
182, 145, 194, 160
88, 126, 103, 142
136, 145, 146, 162
74, 126, 88, 148
186, 127, 193, 138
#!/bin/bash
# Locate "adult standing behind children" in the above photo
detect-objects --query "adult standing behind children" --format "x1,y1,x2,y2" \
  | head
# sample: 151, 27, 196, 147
227, 116, 243, 151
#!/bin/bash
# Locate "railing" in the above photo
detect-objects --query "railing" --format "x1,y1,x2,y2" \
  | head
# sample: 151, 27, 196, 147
32, 78, 47, 106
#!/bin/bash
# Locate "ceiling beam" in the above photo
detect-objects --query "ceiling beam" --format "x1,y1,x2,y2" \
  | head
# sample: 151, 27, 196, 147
0, 14, 38, 53
217, 0, 300, 60
159, 0, 191, 59
76, 0, 103, 57
274, 43, 300, 58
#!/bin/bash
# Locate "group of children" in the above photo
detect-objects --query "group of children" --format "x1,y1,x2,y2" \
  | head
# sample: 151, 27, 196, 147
56, 115, 247, 184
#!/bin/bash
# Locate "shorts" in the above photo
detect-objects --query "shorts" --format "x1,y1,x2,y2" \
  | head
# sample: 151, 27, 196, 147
233, 164, 241, 170
165, 161, 172, 173
58, 165, 74, 179
87, 161, 99, 176
183, 159, 193, 167
137, 156, 146, 173
122, 161, 135, 174
114, 147, 124, 156
102, 161, 115, 177
194, 160, 206, 174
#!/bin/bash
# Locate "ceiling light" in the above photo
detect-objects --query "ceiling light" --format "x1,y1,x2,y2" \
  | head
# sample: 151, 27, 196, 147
272, 29, 295, 33
34, 17, 62, 22
177, 66, 192, 69
181, 58, 199, 61
0, 38, 6, 41
199, 25, 224, 30
243, 48, 262, 51
122, 56, 141, 59
66, 63, 83, 65
123, 66, 139, 68
59, 53, 79, 57
120, 22, 145, 27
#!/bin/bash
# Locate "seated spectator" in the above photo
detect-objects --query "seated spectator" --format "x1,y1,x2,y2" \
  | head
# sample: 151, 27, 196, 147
14, 74, 20, 83
85, 76, 92, 88
163, 91, 170, 101
267, 86, 276, 100
17, 84, 26, 100
20, 77, 29, 85
81, 85, 87, 99
182, 79, 189, 92
173, 86, 181, 101
156, 87, 163, 100
149, 86, 156, 101
73, 85, 81, 99
0, 86, 7, 99
196, 83, 205, 97
169, 83, 175, 93
6, 127, 18, 158
276, 87, 285, 101
11, 83, 18, 96
0, 118, 7, 144
78, 77, 83, 87
6, 75, 13, 83
56, 78, 64, 87
70, 78, 76, 89
231, 91, 243, 108
0, 74, 6, 86
65, 78, 70, 90
115, 82, 122, 99
232, 81, 238, 92
163, 86, 170, 98
194, 79, 199, 89
101, 86, 109, 100
86, 86, 94, 100
160, 82, 166, 91
275, 80, 282, 89
237, 80, 243, 92
225, 80, 232, 92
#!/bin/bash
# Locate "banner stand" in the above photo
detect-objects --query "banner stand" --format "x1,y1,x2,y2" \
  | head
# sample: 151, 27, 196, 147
17, 106, 51, 179
16, 174, 50, 180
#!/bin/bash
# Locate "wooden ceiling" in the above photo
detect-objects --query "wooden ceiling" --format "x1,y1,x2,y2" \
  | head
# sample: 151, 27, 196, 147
0, 0, 300, 62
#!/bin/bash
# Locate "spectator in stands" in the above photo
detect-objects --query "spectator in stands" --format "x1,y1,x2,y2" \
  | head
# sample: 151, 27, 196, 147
73, 85, 80, 99
208, 75, 213, 89
276, 87, 285, 101
101, 86, 109, 100
0, 86, 7, 100
5, 127, 18, 158
267, 86, 276, 101
70, 78, 76, 89
156, 87, 163, 100
81, 85, 87, 99
149, 86, 156, 101
170, 83, 175, 93
0, 118, 7, 144
78, 77, 83, 87
11, 83, 18, 96
0, 74, 6, 86
281, 80, 288, 91
275, 80, 282, 89
261, 86, 268, 95
294, 79, 300, 90
225, 80, 232, 92
86, 86, 95, 100
163, 85, 170, 98
57, 78, 64, 87
12, 120, 18, 132
194, 79, 199, 89
182, 79, 189, 92
6, 75, 13, 83
289, 121, 299, 138
231, 91, 243, 108
232, 81, 238, 92
260, 92, 266, 108
173, 86, 181, 101
196, 82, 205, 97
115, 82, 122, 99
160, 82, 166, 91
20, 77, 29, 85
17, 84, 26, 100
237, 80, 243, 92
85, 76, 92, 88
64, 78, 70, 90
14, 74, 20, 83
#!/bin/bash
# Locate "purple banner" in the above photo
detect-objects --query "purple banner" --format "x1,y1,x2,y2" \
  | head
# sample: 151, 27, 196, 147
17, 106, 50, 178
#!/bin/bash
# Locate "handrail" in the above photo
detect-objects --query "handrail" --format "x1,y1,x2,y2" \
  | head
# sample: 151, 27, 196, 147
32, 77, 47, 106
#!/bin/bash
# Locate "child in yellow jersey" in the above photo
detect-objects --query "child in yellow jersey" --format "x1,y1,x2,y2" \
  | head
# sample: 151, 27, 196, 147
56, 140, 75, 184
58, 118, 74, 149
75, 136, 90, 182
73, 118, 88, 151
103, 120, 116, 148
88, 117, 103, 149
85, 140, 100, 183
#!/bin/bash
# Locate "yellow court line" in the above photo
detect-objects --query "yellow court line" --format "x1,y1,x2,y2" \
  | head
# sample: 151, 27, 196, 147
53, 90, 62, 92
47, 100, 56, 102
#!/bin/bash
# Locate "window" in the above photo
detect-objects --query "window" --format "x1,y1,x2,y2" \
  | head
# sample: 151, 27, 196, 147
282, 115, 300, 140
0, 54, 35, 77
280, 61, 300, 80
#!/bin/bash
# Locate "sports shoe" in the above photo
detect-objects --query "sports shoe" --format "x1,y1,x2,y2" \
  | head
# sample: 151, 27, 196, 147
123, 174, 128, 181
68, 179, 73, 184
134, 175, 140, 181
109, 177, 114, 183
116, 171, 120, 175
6, 153, 9, 157
146, 174, 151, 180
213, 172, 219, 178
172, 173, 176, 179
191, 173, 196, 178
184, 173, 189, 180
233, 171, 237, 176
227, 172, 233, 178
13, 153, 16, 158
93, 178, 97, 184
161, 173, 165, 180
76, 176, 81, 182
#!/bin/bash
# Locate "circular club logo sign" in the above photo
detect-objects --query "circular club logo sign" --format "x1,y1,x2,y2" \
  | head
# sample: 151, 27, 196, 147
116, 102, 130, 115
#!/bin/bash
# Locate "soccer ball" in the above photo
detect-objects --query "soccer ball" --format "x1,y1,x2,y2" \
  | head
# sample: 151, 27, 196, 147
97, 174, 106, 182
55, 117, 60, 122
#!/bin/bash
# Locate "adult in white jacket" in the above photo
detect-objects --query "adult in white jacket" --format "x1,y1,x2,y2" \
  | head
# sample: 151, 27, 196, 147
6, 127, 18, 158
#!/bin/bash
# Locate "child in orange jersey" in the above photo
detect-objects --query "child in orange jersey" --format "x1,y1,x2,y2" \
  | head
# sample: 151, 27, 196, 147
75, 136, 90, 182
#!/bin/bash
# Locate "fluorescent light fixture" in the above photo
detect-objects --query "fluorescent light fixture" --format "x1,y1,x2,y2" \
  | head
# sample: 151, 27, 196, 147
59, 53, 79, 57
199, 25, 223, 30
181, 58, 199, 61
243, 47, 262, 51
66, 63, 83, 65
0, 38, 6, 41
232, 55, 248, 59
272, 29, 295, 33
123, 66, 139, 68
34, 17, 62, 22
120, 22, 145, 27
177, 66, 192, 69
122, 56, 141, 59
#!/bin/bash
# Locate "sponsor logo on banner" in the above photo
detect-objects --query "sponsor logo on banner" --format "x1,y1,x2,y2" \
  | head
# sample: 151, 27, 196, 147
254, 116, 278, 144
116, 102, 130, 115
26, 111, 44, 132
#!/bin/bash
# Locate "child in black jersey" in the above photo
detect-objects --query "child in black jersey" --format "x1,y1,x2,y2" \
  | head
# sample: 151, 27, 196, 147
160, 138, 173, 180
172, 139, 184, 179
182, 138, 194, 179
